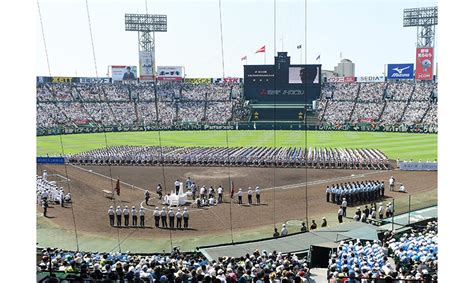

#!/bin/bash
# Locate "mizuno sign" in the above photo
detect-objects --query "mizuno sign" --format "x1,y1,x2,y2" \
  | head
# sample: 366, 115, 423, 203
387, 64, 414, 79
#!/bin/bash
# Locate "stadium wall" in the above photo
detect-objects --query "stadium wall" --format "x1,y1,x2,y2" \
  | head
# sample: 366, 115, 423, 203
36, 122, 437, 136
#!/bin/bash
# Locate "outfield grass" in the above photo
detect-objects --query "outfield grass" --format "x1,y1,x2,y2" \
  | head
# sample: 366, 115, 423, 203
36, 130, 437, 161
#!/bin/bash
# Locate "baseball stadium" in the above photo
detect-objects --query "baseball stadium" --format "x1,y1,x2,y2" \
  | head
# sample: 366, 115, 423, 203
35, 1, 438, 282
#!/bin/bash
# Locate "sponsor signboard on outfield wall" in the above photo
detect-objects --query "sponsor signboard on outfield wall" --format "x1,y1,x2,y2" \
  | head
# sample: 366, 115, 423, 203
400, 161, 437, 171
327, 76, 356, 83
415, 47, 434, 80
111, 66, 138, 81
387, 64, 414, 79
157, 66, 184, 81
185, 78, 212, 84
37, 76, 111, 84
357, 76, 385, 83
212, 77, 243, 84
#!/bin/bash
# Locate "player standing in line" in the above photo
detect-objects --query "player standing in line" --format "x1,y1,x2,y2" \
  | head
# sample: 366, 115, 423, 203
153, 207, 160, 228
115, 206, 122, 227
139, 207, 145, 227
237, 188, 243, 205
255, 186, 261, 204
108, 206, 114, 226
176, 208, 183, 229
161, 208, 168, 228
183, 207, 189, 229
131, 206, 138, 226
247, 187, 253, 205
168, 208, 175, 229
123, 206, 130, 227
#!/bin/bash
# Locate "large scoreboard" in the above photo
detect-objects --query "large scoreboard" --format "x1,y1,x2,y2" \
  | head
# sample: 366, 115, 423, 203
244, 52, 321, 104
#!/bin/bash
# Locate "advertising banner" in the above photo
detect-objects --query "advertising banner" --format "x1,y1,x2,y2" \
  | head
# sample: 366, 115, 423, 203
387, 64, 414, 79
357, 76, 385, 83
37, 76, 112, 84
327, 77, 356, 83
415, 47, 434, 80
212, 77, 242, 84
157, 66, 184, 81
111, 66, 137, 82
139, 51, 155, 81
185, 78, 212, 84
400, 161, 437, 171
36, 157, 66, 164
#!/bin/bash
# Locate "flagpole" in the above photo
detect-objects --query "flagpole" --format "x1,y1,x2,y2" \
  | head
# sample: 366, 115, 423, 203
300, 48, 302, 64
264, 52, 266, 64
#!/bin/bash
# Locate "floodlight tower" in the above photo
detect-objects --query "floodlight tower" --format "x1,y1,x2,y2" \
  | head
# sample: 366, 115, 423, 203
125, 14, 167, 80
403, 6, 438, 48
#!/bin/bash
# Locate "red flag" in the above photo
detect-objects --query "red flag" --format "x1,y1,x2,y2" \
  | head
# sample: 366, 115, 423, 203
230, 180, 235, 199
115, 179, 120, 196
255, 45, 265, 53
241, 55, 247, 61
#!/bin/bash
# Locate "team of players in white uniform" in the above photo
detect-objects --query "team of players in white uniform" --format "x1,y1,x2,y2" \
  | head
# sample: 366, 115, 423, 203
67, 145, 391, 170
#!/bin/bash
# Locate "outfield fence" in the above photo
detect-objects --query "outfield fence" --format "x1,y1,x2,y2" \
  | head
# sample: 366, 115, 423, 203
37, 121, 437, 136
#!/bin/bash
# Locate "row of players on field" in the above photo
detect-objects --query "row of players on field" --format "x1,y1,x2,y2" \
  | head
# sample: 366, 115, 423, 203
327, 177, 405, 205
107, 206, 190, 229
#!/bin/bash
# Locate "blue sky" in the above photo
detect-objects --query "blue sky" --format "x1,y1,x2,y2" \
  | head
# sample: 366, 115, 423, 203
36, 0, 438, 78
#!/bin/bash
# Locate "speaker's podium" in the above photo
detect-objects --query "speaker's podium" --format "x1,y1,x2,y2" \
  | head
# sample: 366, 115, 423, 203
167, 182, 190, 207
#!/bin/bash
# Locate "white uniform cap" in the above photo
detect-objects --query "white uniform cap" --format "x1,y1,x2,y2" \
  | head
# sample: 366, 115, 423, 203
110, 206, 113, 209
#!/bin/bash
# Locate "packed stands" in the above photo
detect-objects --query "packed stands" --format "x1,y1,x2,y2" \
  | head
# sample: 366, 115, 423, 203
327, 221, 438, 281
36, 80, 437, 131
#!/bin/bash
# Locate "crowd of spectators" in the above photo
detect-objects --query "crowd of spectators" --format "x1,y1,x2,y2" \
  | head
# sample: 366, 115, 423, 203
109, 103, 137, 125
321, 83, 359, 100
350, 102, 383, 123
206, 102, 233, 124
38, 247, 311, 282
320, 101, 353, 124
181, 84, 232, 101
82, 103, 116, 126
37, 103, 67, 128
378, 101, 407, 126
177, 102, 205, 123
423, 104, 438, 126
103, 84, 131, 101
37, 84, 56, 101
327, 221, 438, 281
384, 81, 414, 100
75, 83, 104, 101
412, 82, 434, 101
401, 101, 430, 125
135, 102, 158, 126
36, 81, 437, 129
357, 83, 387, 101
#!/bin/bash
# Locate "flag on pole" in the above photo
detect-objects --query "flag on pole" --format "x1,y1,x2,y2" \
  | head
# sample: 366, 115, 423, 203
241, 55, 247, 61
297, 45, 302, 49
316, 54, 321, 61
115, 179, 120, 196
230, 180, 235, 199
255, 45, 266, 53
